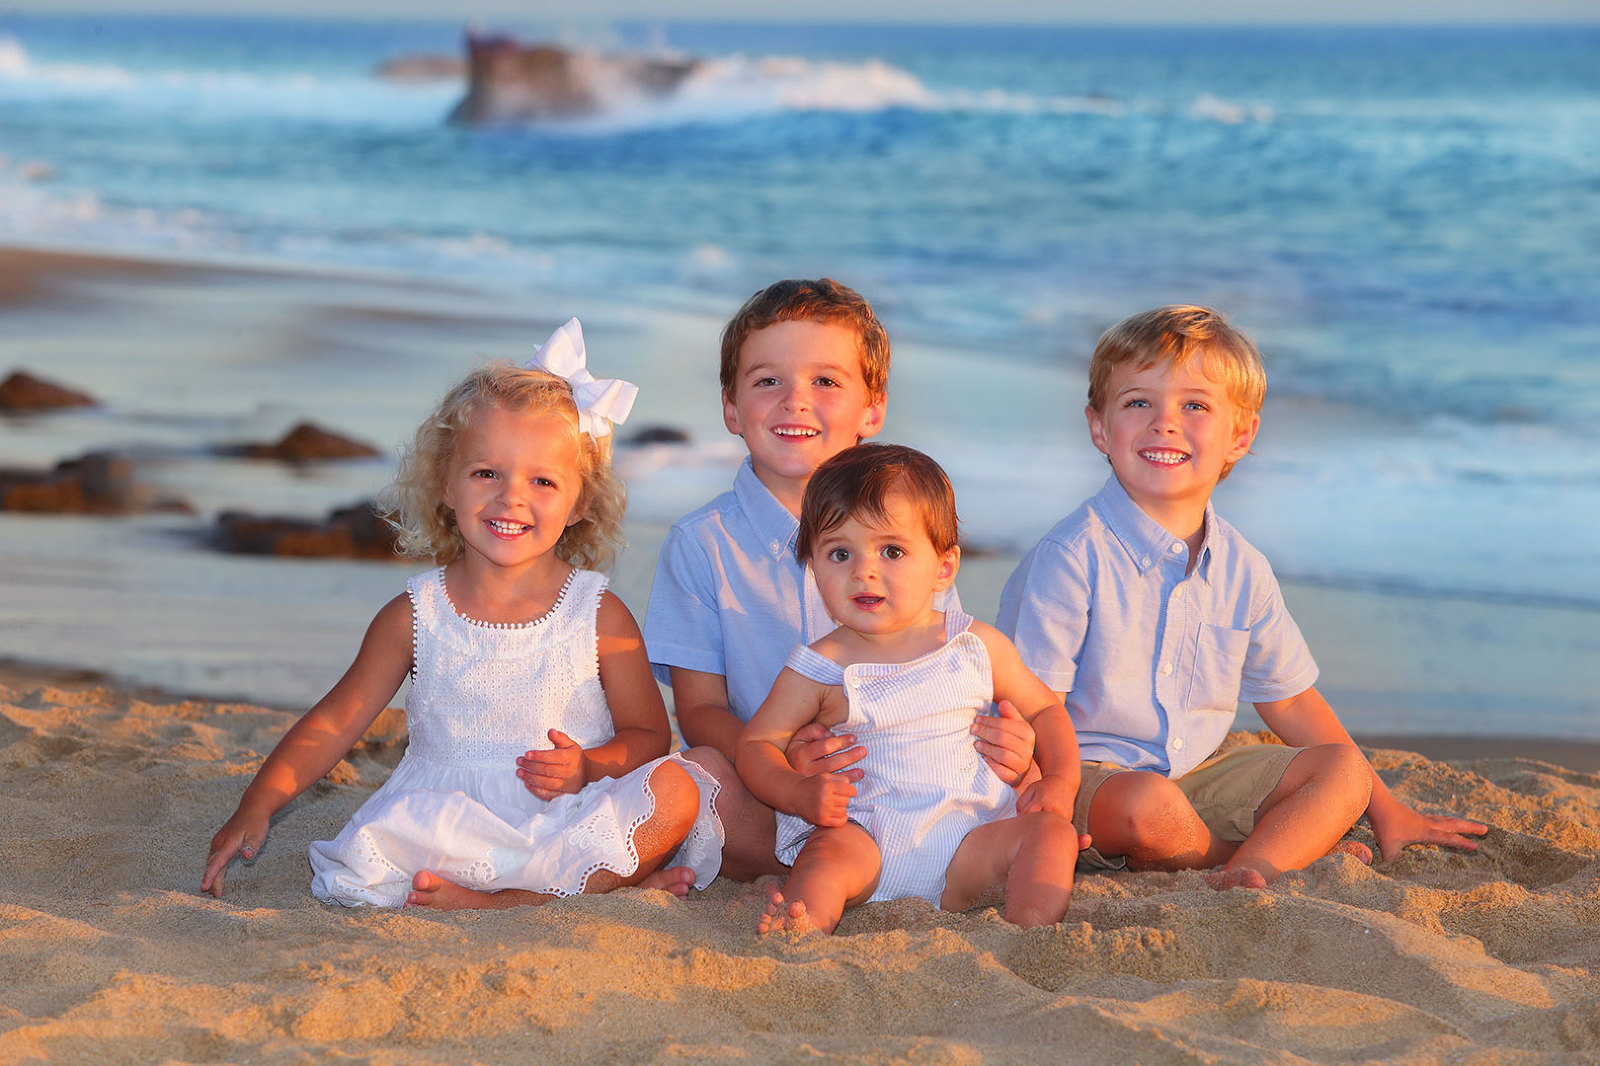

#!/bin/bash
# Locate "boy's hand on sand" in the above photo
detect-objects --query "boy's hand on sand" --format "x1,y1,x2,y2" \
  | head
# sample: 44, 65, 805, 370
972, 700, 1036, 787
1016, 772, 1075, 819
787, 721, 866, 777
796, 766, 862, 827
517, 730, 585, 799
1371, 803, 1488, 863
201, 811, 268, 898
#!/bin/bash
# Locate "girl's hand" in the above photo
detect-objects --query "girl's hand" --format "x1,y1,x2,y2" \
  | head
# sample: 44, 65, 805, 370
796, 767, 863, 827
972, 700, 1036, 787
786, 721, 866, 778
200, 809, 270, 898
517, 730, 586, 799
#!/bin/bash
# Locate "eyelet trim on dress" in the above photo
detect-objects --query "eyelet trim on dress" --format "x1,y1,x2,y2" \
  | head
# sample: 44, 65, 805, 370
437, 565, 579, 630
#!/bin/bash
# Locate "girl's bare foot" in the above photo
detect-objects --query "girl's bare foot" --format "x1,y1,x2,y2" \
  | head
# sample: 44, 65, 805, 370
637, 865, 696, 899
755, 887, 814, 935
406, 870, 550, 910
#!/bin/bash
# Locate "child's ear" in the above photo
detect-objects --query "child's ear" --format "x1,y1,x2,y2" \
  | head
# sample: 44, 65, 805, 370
934, 545, 961, 590
1228, 413, 1261, 463
1085, 404, 1109, 455
856, 392, 887, 441
721, 388, 743, 437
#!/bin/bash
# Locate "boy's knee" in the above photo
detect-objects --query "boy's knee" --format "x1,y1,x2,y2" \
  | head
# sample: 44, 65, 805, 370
680, 745, 736, 785
1093, 773, 1196, 855
1297, 743, 1373, 814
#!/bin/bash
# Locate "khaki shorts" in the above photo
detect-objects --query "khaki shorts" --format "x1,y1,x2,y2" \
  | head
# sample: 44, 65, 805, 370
1072, 743, 1303, 871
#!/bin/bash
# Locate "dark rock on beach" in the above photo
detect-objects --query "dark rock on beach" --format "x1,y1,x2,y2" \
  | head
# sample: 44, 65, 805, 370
0, 370, 97, 411
223, 422, 383, 462
0, 451, 191, 514
212, 501, 402, 560
449, 31, 700, 124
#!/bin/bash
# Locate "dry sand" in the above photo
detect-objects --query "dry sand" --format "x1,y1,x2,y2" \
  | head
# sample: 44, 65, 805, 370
2, 660, 1597, 1065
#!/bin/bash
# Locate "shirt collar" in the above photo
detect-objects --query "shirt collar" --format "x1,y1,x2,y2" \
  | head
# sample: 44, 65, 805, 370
733, 457, 801, 560
1091, 475, 1217, 582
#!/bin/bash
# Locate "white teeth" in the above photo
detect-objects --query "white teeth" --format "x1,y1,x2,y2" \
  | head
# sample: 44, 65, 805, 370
1140, 450, 1189, 465
773, 427, 818, 437
489, 520, 528, 534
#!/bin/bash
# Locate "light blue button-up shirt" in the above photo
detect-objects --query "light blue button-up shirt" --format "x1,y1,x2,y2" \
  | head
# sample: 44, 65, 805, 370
645, 458, 958, 723
997, 476, 1317, 778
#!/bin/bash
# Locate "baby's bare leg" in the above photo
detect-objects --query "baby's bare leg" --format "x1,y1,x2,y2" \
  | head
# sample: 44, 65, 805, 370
758, 823, 879, 936
1216, 743, 1371, 886
943, 811, 1078, 927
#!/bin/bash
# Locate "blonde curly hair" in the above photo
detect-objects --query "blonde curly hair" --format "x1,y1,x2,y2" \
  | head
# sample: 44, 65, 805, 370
385, 362, 626, 571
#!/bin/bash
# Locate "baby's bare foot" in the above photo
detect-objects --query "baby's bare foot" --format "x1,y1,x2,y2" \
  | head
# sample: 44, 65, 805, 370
755, 888, 813, 936
638, 865, 695, 899
407, 870, 515, 910
1204, 866, 1269, 891
1330, 840, 1374, 865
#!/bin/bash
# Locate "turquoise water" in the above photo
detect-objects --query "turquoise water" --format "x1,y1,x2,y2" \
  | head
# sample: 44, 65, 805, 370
1, 15, 1597, 612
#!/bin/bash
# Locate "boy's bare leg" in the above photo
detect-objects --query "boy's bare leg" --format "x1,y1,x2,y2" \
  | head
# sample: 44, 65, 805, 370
681, 745, 788, 881
942, 811, 1078, 927
409, 760, 703, 909
757, 823, 879, 935
1087, 770, 1238, 871
1213, 743, 1371, 887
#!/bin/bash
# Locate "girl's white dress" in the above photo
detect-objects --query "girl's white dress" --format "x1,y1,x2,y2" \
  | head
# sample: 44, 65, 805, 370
309, 567, 723, 907
773, 610, 1014, 905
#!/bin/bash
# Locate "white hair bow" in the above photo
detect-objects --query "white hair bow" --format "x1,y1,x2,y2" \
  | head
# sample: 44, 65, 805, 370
525, 318, 638, 439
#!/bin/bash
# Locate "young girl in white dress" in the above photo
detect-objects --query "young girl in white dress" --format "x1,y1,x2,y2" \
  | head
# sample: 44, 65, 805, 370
737, 443, 1082, 934
202, 320, 722, 908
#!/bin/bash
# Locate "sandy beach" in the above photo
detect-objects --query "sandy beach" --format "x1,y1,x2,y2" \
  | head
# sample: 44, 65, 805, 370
3, 243, 1599, 1063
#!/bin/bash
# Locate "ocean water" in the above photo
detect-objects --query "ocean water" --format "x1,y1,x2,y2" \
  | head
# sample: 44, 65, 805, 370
1, 13, 1597, 622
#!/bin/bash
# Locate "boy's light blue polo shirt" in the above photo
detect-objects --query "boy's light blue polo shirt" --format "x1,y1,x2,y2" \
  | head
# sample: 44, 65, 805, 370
645, 457, 958, 723
996, 476, 1317, 779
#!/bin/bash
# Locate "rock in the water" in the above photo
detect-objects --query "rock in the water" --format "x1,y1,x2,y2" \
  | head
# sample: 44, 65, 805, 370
449, 32, 700, 124
213, 501, 402, 560
230, 422, 383, 462
626, 425, 692, 445
0, 370, 96, 410
0, 451, 190, 514
375, 53, 467, 82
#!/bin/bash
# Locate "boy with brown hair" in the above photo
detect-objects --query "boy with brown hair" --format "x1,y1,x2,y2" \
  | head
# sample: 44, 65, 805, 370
997, 305, 1486, 887
646, 279, 1036, 879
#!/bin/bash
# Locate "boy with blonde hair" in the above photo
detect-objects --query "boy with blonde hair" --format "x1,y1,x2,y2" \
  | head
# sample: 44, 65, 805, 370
998, 305, 1486, 887
646, 279, 1036, 879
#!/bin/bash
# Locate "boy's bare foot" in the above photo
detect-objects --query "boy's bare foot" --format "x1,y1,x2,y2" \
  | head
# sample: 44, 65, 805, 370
1203, 866, 1269, 891
755, 888, 814, 935
638, 865, 696, 898
1330, 840, 1373, 864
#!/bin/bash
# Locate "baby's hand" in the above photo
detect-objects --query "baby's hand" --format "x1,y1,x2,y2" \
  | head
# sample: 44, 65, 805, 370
787, 721, 866, 778
796, 767, 862, 827
1016, 772, 1076, 820
200, 809, 269, 898
517, 730, 585, 800
973, 700, 1036, 787
1371, 802, 1488, 863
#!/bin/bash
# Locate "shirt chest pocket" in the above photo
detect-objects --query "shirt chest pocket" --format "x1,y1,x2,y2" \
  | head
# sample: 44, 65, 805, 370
1186, 623, 1250, 713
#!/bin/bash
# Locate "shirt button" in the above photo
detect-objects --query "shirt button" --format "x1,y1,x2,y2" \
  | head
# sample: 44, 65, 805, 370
1160, 663, 1174, 676
1171, 542, 1184, 554
1173, 588, 1184, 599
1173, 737, 1185, 751
770, 541, 781, 554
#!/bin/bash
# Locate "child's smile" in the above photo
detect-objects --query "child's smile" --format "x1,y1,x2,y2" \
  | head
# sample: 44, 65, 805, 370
444, 404, 585, 573
1086, 358, 1258, 541
722, 319, 885, 513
